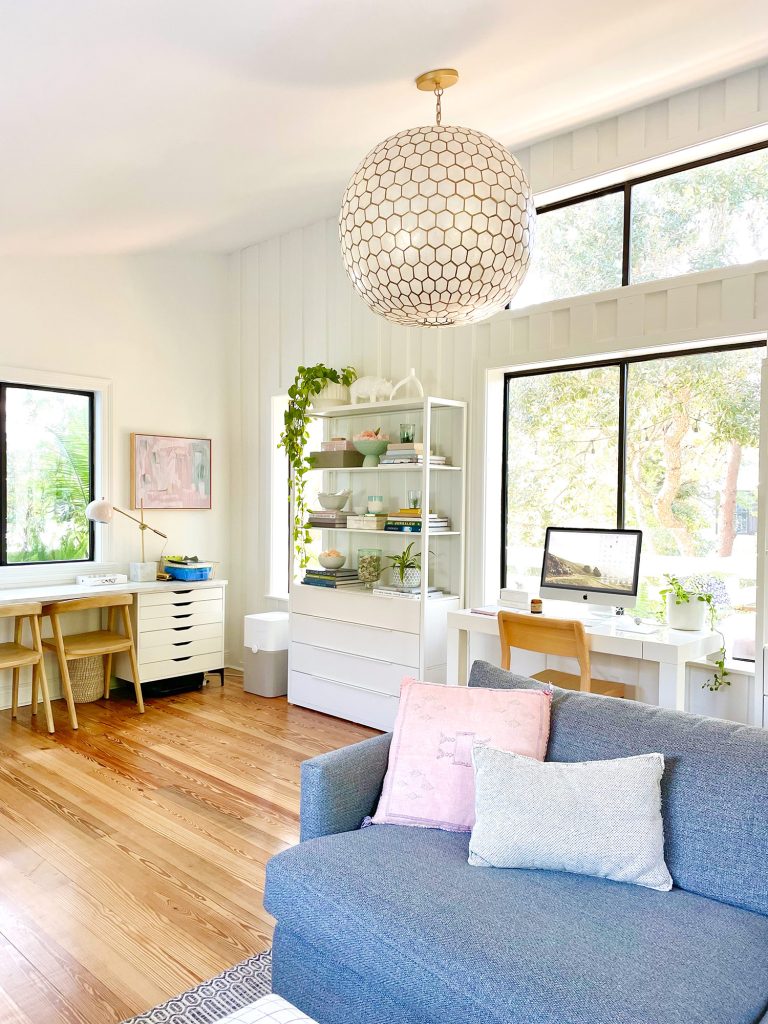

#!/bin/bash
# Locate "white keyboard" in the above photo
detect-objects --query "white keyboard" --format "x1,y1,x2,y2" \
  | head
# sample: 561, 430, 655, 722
215, 994, 317, 1024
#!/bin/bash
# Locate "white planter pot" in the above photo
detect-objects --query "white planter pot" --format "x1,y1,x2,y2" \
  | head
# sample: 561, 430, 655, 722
399, 567, 421, 589
666, 592, 708, 631
311, 381, 350, 411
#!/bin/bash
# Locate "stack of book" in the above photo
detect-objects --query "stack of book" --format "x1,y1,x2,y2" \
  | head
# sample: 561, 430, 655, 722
385, 510, 451, 533
372, 584, 444, 600
347, 513, 388, 531
302, 568, 361, 589
380, 443, 448, 467
307, 510, 349, 529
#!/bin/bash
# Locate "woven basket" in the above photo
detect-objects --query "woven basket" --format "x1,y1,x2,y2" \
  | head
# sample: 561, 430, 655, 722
69, 656, 105, 703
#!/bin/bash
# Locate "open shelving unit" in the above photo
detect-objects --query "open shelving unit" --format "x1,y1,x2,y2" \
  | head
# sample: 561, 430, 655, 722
287, 395, 468, 730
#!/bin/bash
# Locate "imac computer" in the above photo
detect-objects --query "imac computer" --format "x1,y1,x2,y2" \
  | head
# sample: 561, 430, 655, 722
540, 527, 643, 616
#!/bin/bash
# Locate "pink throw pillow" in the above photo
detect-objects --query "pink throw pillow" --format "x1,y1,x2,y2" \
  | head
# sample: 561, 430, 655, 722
370, 678, 551, 832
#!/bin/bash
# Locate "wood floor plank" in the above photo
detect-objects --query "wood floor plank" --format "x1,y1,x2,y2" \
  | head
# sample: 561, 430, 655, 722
0, 671, 377, 1022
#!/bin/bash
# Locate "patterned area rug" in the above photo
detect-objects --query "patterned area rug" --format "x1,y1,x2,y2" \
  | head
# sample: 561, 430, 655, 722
122, 950, 272, 1024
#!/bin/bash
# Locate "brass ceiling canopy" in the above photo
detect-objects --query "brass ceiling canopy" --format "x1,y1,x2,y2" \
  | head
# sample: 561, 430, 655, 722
415, 68, 459, 92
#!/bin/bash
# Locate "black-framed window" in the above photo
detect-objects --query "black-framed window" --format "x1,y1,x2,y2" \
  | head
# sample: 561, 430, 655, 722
511, 141, 768, 309
1, 383, 95, 565
501, 341, 764, 650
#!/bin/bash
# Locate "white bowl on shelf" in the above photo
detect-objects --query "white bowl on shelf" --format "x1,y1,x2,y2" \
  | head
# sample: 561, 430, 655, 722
319, 552, 346, 570
317, 490, 351, 511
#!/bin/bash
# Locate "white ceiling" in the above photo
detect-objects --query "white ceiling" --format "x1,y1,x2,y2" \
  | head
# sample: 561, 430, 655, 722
1, 0, 766, 254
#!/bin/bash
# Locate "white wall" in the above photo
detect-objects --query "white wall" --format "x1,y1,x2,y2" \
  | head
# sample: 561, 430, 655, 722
232, 63, 768, 724
0, 254, 238, 683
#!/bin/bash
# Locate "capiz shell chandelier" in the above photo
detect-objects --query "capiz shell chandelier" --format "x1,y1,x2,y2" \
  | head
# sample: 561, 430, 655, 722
339, 69, 535, 328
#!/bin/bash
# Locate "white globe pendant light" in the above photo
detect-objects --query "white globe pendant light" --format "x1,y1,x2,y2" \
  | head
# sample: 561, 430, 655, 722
339, 69, 535, 328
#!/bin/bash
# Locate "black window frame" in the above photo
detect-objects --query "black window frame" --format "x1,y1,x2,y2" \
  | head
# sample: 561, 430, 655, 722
500, 339, 766, 587
0, 382, 96, 566
519, 138, 768, 300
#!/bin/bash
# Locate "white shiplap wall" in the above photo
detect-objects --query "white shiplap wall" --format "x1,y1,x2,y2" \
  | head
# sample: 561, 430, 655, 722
231, 62, 768, 723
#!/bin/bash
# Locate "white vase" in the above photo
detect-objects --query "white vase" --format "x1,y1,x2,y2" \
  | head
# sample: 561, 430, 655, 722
400, 567, 421, 589
665, 592, 707, 631
311, 381, 350, 411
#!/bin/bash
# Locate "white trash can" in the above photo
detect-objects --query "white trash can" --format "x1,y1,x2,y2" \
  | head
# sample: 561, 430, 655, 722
243, 612, 289, 697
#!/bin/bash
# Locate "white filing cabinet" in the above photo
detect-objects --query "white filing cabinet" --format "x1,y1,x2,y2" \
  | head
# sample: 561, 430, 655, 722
115, 581, 227, 686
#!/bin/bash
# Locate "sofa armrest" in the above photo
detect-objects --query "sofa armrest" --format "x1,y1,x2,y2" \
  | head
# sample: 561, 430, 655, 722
300, 732, 392, 841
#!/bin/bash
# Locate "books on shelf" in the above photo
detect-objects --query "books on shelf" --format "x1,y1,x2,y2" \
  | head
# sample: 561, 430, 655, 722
347, 513, 388, 531
385, 512, 451, 533
379, 454, 448, 465
372, 586, 445, 600
302, 568, 362, 589
307, 510, 349, 528
387, 442, 424, 452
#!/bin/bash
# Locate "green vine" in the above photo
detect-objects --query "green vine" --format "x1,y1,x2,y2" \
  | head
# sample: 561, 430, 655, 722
278, 364, 357, 570
659, 574, 730, 692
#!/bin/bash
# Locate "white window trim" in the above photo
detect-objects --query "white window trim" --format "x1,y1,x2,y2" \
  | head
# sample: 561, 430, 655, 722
0, 365, 115, 588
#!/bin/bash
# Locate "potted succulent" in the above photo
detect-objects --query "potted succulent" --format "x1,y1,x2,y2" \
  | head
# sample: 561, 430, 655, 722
659, 574, 729, 692
387, 542, 423, 589
279, 363, 357, 569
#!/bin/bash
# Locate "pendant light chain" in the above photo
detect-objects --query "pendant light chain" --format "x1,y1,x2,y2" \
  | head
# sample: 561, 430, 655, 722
434, 87, 443, 126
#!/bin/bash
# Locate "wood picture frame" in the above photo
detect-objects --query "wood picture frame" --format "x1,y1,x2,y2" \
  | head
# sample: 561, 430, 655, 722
130, 433, 212, 510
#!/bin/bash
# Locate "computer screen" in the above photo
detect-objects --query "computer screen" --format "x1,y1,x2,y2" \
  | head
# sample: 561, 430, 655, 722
540, 527, 642, 601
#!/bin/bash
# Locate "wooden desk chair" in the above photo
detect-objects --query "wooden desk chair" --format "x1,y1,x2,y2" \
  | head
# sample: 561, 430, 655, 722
0, 601, 54, 733
42, 593, 145, 730
497, 610, 629, 699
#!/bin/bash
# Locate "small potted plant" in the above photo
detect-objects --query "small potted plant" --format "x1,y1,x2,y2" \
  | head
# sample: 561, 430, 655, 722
387, 542, 422, 589
659, 574, 730, 692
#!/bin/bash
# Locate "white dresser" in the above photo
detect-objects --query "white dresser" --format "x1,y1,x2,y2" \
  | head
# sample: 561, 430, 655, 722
114, 580, 227, 686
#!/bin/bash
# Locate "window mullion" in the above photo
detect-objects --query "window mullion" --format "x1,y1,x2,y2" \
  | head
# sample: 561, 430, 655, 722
0, 383, 6, 566
617, 363, 628, 529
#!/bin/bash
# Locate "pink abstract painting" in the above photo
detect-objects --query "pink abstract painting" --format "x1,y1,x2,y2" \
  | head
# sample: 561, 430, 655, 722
131, 433, 212, 509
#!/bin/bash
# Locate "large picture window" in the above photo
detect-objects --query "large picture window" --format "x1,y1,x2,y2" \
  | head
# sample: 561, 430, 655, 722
502, 343, 764, 654
511, 142, 768, 309
1, 383, 95, 565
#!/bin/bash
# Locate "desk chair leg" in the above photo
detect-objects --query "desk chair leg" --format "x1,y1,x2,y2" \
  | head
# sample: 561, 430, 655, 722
120, 605, 145, 714
10, 615, 22, 719
31, 615, 54, 733
51, 616, 78, 730
104, 608, 115, 699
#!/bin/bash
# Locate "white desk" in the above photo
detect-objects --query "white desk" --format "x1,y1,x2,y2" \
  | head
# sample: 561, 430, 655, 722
446, 607, 721, 712
0, 579, 227, 698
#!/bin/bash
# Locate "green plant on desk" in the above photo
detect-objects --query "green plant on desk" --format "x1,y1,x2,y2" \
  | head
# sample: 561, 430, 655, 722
659, 574, 729, 693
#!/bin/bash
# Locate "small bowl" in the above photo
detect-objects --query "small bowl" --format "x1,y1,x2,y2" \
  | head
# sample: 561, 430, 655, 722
317, 490, 351, 511
319, 553, 346, 570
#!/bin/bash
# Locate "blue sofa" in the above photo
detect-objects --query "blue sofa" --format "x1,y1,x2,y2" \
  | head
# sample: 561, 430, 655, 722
265, 662, 768, 1024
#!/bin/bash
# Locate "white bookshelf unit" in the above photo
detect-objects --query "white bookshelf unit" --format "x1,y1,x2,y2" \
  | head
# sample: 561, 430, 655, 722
288, 395, 467, 730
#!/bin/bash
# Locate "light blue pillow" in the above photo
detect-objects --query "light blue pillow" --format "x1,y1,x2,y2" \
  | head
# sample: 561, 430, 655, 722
469, 744, 673, 891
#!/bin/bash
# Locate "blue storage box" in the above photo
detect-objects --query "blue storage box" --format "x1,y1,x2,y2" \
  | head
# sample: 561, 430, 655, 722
165, 564, 213, 581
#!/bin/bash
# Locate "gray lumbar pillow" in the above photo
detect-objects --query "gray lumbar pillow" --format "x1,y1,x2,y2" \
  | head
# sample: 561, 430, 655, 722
469, 744, 673, 891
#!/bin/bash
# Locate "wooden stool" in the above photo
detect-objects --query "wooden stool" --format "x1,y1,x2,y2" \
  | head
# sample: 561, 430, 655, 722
498, 609, 631, 699
0, 601, 54, 733
42, 593, 145, 730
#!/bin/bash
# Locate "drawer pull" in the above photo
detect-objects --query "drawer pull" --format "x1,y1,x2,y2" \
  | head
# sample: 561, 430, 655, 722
172, 601, 193, 607
173, 625, 192, 632
173, 641, 192, 647
173, 590, 193, 596
173, 656, 192, 662
172, 613, 192, 620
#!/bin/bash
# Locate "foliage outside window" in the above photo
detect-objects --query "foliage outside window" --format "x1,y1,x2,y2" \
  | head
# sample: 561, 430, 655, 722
503, 345, 763, 656
2, 384, 94, 564
511, 144, 768, 309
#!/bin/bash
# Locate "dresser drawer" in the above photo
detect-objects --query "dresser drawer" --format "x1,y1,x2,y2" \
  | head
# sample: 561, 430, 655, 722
290, 585, 420, 633
138, 601, 223, 632
289, 670, 398, 731
140, 635, 223, 666
141, 594, 223, 620
141, 620, 222, 648
291, 613, 419, 666
291, 642, 413, 697
140, 587, 223, 609
138, 651, 223, 683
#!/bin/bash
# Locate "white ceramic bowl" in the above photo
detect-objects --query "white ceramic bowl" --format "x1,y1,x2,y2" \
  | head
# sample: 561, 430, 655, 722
318, 490, 351, 511
319, 553, 346, 570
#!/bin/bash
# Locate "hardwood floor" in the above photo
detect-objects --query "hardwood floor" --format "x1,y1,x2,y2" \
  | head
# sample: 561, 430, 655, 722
0, 672, 377, 1023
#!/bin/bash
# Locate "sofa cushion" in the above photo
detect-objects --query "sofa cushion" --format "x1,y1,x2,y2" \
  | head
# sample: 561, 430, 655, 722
266, 824, 768, 1024
469, 660, 768, 916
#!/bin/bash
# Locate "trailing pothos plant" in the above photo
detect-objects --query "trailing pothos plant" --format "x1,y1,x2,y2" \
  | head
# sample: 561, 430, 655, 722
278, 364, 357, 570
659, 574, 730, 692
